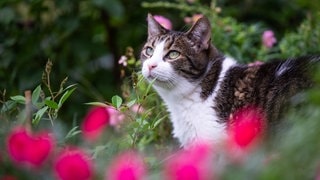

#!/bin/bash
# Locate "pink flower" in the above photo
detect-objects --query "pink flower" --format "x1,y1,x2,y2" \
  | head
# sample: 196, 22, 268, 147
227, 106, 265, 157
164, 143, 214, 180
154, 15, 172, 30
6, 127, 55, 168
130, 104, 145, 114
81, 107, 110, 141
262, 30, 277, 48
54, 148, 94, 180
118, 56, 128, 67
107, 151, 146, 180
107, 106, 125, 127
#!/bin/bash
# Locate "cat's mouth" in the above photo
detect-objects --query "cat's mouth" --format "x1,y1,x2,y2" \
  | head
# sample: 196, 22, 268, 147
147, 75, 166, 83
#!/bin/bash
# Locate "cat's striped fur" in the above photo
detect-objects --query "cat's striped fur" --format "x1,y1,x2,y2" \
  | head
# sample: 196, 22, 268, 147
141, 14, 319, 147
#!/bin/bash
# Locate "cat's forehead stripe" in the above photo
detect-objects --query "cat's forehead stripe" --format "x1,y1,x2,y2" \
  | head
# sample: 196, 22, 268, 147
165, 36, 175, 50
152, 40, 166, 60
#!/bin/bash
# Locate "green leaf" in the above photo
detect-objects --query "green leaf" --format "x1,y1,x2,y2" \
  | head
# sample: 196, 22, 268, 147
152, 115, 167, 129
32, 106, 49, 125
145, 78, 156, 96
45, 100, 58, 109
85, 102, 108, 107
64, 84, 77, 91
126, 99, 136, 108
10, 95, 26, 104
1, 100, 17, 113
58, 88, 76, 109
111, 95, 122, 109
32, 85, 41, 105
65, 126, 81, 140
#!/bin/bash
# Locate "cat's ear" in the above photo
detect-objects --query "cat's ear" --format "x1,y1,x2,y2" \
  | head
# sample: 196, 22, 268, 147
186, 16, 211, 49
147, 13, 168, 37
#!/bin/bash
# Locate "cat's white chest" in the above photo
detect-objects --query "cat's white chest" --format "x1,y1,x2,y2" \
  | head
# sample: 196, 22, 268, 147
155, 85, 227, 147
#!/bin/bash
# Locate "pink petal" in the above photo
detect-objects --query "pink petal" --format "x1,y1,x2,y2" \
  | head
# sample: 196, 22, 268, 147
81, 107, 110, 141
165, 143, 213, 180
24, 133, 54, 167
107, 151, 146, 180
262, 30, 277, 48
54, 148, 93, 180
6, 127, 54, 168
107, 107, 125, 127
227, 106, 265, 156
154, 15, 172, 30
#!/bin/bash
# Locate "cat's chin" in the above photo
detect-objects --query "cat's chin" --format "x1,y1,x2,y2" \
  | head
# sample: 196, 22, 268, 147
146, 76, 174, 89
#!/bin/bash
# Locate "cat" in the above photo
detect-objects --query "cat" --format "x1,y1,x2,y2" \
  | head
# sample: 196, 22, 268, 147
140, 14, 320, 147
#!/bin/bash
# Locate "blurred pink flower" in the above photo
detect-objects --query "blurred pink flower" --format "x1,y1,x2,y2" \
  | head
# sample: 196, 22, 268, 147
107, 151, 146, 180
164, 143, 214, 180
54, 148, 93, 180
184, 14, 203, 25
154, 15, 172, 30
227, 106, 265, 156
130, 104, 145, 114
118, 56, 128, 67
81, 106, 110, 141
262, 30, 277, 48
6, 127, 55, 168
107, 106, 125, 127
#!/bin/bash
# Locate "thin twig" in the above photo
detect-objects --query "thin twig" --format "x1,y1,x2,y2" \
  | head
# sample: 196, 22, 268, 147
24, 90, 32, 131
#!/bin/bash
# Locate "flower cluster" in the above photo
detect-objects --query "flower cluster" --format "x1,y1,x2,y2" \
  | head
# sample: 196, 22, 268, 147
3, 106, 126, 179
3, 103, 267, 179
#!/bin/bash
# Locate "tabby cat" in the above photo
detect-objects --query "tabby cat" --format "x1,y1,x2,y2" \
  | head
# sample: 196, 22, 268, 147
141, 14, 319, 147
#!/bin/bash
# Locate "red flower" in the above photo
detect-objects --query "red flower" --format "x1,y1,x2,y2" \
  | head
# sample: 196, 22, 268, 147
164, 143, 214, 180
107, 151, 146, 180
227, 106, 265, 154
6, 127, 55, 168
54, 148, 93, 180
81, 106, 110, 141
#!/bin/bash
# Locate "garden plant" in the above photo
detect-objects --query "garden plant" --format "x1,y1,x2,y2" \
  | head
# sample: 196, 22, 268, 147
1, 0, 320, 179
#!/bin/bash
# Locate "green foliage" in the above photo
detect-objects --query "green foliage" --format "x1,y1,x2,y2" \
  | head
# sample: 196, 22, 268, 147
1, 60, 76, 127
279, 12, 320, 58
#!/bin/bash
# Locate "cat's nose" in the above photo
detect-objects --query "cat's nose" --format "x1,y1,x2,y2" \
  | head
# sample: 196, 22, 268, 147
148, 64, 157, 71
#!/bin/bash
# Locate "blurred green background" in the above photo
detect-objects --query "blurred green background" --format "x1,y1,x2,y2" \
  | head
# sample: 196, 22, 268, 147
1, 0, 319, 121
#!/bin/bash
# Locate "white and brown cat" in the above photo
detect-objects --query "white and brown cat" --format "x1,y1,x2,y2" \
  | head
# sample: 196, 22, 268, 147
141, 14, 319, 147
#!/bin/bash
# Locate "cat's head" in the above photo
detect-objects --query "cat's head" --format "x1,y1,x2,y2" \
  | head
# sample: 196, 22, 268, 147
141, 14, 218, 90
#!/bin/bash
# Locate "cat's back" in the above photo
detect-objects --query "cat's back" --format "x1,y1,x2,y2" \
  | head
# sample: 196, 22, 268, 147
214, 55, 320, 123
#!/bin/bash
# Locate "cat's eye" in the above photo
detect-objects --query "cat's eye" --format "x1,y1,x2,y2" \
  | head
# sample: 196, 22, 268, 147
145, 47, 154, 57
167, 50, 180, 60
